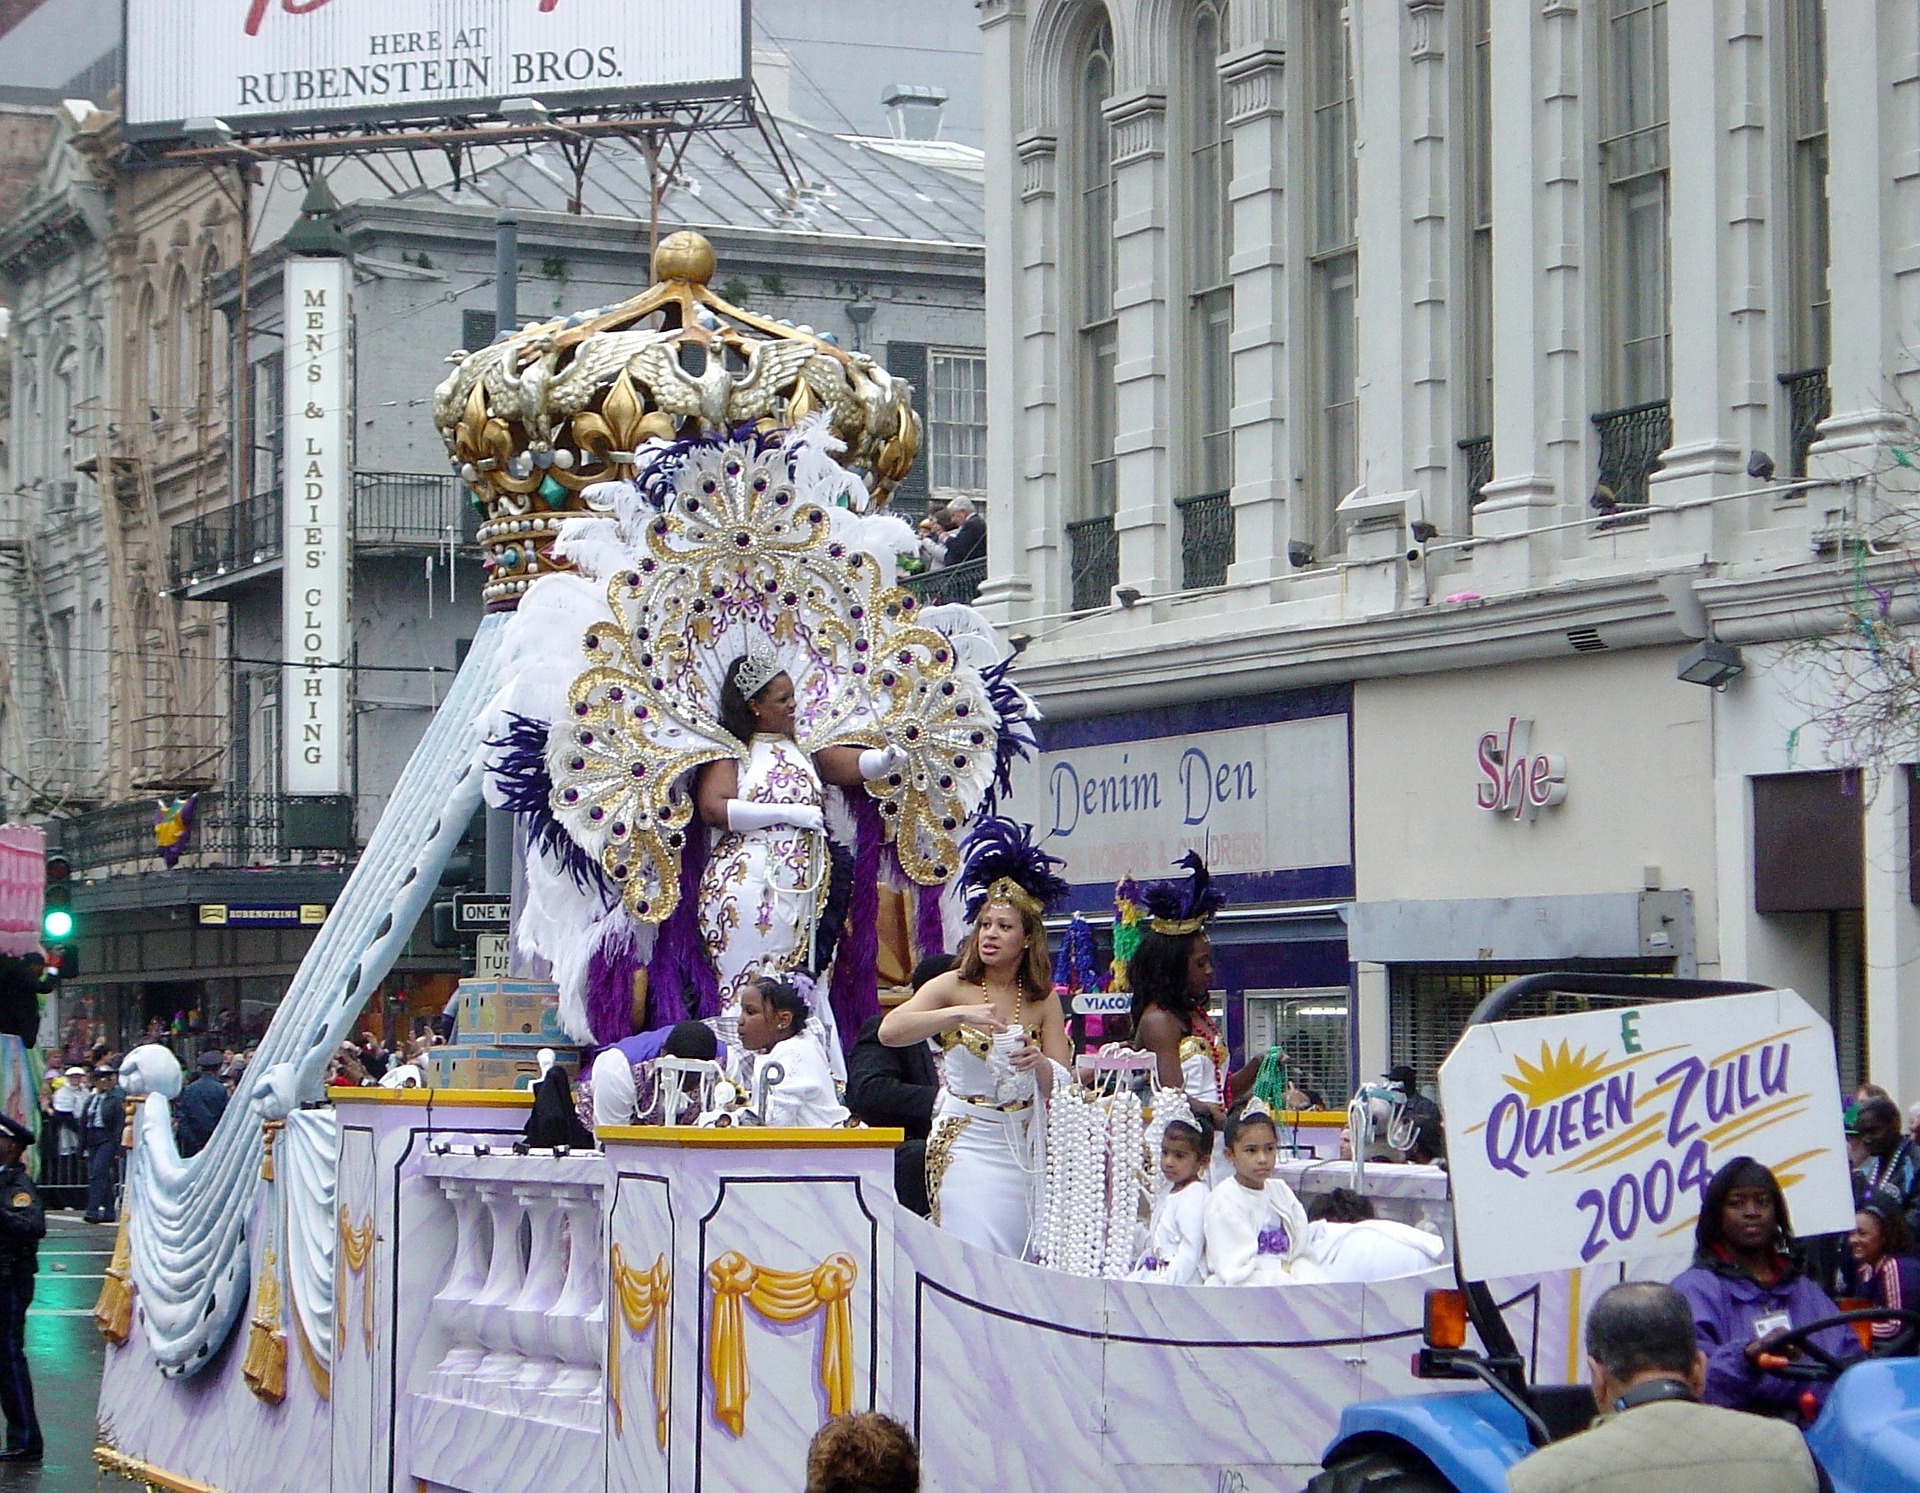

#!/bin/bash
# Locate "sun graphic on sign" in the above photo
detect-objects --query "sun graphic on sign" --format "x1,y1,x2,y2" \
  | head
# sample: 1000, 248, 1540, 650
1502, 1041, 1610, 1108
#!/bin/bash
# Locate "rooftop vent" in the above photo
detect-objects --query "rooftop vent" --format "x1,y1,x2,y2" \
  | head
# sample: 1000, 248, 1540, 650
882, 84, 948, 142
1566, 626, 1609, 653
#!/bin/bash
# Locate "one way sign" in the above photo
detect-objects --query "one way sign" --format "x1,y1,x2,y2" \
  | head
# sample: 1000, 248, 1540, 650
452, 894, 511, 932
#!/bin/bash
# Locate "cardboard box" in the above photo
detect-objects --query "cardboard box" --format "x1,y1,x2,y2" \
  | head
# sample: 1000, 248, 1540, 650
427, 1044, 545, 1091
451, 977, 568, 1046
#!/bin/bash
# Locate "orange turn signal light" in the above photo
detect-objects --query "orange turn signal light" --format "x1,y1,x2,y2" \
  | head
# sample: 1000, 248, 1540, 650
1837, 1297, 1875, 1352
1424, 1288, 1469, 1351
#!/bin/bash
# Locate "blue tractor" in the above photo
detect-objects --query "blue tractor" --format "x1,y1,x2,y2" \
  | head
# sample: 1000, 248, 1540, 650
1307, 973, 1920, 1493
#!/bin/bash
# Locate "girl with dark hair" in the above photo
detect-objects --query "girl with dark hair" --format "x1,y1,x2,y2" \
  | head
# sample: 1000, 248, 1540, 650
1849, 1196, 1920, 1351
1129, 1118, 1211, 1284
1203, 1108, 1326, 1285
1671, 1155, 1857, 1409
693, 633, 908, 1061
738, 977, 849, 1129
879, 818, 1073, 1258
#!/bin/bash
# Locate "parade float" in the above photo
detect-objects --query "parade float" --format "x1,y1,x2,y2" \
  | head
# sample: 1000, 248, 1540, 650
93, 235, 1659, 1493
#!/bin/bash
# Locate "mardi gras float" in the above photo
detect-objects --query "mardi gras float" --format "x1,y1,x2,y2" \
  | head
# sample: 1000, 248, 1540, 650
92, 235, 1622, 1493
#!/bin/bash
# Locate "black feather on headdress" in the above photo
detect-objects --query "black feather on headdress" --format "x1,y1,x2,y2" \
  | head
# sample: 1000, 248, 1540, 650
1138, 851, 1227, 932
487, 713, 616, 903
959, 815, 1070, 918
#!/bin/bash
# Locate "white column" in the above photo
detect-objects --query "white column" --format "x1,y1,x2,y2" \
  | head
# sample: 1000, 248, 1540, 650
976, 0, 1042, 621
1864, 772, 1920, 1104
1355, 962, 1390, 1088
1221, 36, 1293, 586
1107, 88, 1173, 598
1809, 0, 1920, 494
1648, 1, 1765, 543
1351, 0, 1411, 512
1401, 0, 1451, 523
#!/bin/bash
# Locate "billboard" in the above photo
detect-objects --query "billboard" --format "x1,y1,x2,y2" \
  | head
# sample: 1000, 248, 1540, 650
125, 0, 750, 139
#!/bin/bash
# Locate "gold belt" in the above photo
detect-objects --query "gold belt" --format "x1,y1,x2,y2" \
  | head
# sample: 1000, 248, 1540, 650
949, 1095, 1032, 1115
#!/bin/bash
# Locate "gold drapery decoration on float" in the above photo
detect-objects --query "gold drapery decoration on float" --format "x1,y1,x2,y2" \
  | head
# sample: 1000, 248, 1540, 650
704, 1249, 857, 1438
93, 1211, 134, 1345
242, 1122, 288, 1403
337, 1205, 375, 1353
609, 1245, 672, 1448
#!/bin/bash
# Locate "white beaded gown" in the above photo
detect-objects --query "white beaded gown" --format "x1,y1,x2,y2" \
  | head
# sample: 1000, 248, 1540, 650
1129, 1180, 1208, 1285
1203, 1176, 1327, 1286
925, 1032, 1045, 1259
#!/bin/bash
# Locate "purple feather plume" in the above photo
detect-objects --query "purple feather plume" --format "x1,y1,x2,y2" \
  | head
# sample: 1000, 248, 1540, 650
486, 714, 614, 903
1139, 851, 1228, 924
828, 793, 884, 1055
978, 657, 1038, 812
583, 920, 640, 1044
915, 881, 947, 959
643, 817, 719, 1026
959, 815, 1070, 917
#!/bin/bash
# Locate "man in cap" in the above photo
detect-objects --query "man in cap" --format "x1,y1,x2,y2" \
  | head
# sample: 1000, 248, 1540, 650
0, 1116, 44, 1461
80, 1066, 125, 1224
174, 1050, 229, 1158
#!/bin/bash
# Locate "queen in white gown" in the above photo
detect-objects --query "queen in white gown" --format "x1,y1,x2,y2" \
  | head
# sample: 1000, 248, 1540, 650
693, 638, 907, 1062
880, 818, 1073, 1259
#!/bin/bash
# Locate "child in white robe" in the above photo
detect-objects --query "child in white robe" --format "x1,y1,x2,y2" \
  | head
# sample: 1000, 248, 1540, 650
738, 977, 851, 1129
1131, 1118, 1211, 1284
1204, 1107, 1327, 1286
1304, 1187, 1446, 1283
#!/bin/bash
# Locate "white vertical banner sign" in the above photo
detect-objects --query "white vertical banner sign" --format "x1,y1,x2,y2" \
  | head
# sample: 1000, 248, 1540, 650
282, 256, 351, 796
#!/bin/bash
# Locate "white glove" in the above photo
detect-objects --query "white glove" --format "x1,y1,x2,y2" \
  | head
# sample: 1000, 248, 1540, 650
726, 799, 825, 834
858, 745, 911, 781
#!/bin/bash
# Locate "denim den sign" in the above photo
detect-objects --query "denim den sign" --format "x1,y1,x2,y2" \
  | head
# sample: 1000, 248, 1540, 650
1438, 989, 1854, 1281
1003, 692, 1353, 910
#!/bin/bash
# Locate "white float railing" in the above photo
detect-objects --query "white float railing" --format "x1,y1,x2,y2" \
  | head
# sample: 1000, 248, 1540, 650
417, 1152, 608, 1432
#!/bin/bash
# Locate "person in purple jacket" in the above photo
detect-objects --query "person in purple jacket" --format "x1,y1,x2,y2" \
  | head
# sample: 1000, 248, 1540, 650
1672, 1155, 1860, 1414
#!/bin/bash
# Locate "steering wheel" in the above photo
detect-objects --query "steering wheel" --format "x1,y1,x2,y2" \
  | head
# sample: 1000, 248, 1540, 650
1754, 1307, 1920, 1380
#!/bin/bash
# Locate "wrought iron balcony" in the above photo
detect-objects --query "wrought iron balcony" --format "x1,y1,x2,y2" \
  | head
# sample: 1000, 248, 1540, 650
902, 557, 985, 607
51, 790, 353, 877
1176, 491, 1234, 589
1067, 515, 1118, 612
169, 486, 282, 590
1458, 435, 1493, 509
1780, 367, 1830, 481
1590, 400, 1673, 518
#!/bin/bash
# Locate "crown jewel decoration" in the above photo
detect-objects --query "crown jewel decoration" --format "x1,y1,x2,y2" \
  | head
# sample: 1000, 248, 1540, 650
433, 230, 921, 610
732, 629, 785, 702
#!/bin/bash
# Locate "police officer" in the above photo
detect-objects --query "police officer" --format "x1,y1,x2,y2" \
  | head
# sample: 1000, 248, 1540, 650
0, 1115, 44, 1461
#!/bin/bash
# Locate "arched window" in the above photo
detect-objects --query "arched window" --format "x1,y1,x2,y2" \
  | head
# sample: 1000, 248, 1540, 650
1308, 0, 1357, 546
137, 283, 161, 416
200, 248, 227, 403
1187, 1, 1233, 500
1068, 12, 1120, 610
171, 268, 195, 417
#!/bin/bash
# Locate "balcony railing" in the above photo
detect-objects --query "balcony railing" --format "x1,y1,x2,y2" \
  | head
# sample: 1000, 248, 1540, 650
1067, 515, 1118, 612
51, 791, 350, 877
1590, 399, 1673, 517
169, 472, 470, 589
1780, 366, 1831, 481
1458, 435, 1493, 509
902, 557, 985, 607
169, 487, 282, 590
1176, 491, 1234, 590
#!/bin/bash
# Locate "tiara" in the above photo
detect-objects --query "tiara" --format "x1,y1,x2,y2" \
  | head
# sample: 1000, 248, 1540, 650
1142, 852, 1227, 936
733, 630, 785, 701
983, 876, 1044, 918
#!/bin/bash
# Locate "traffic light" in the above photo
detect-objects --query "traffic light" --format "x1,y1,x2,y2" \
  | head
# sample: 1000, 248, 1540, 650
42, 854, 73, 946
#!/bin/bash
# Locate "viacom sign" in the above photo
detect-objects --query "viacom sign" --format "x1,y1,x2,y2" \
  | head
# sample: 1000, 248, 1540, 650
125, 0, 749, 137
1002, 704, 1353, 899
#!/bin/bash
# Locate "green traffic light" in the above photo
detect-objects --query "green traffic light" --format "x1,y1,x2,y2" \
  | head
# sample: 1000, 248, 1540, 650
42, 909, 73, 941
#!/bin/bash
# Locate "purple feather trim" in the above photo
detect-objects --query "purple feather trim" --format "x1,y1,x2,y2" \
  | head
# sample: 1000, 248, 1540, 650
634, 423, 788, 510
486, 714, 615, 903
827, 793, 885, 1056
915, 881, 947, 960
959, 815, 1070, 917
583, 920, 639, 1044
643, 816, 719, 1026
978, 656, 1038, 812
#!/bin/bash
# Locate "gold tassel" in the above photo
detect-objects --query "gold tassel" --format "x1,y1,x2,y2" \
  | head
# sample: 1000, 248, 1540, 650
242, 1237, 288, 1404
92, 1213, 133, 1346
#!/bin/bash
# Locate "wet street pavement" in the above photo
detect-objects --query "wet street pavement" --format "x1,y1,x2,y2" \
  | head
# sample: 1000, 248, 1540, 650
0, 1211, 110, 1490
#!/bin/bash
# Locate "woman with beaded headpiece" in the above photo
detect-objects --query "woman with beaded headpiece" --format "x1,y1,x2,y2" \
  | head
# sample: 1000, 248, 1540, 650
1127, 853, 1261, 1136
692, 628, 907, 1061
879, 817, 1072, 1257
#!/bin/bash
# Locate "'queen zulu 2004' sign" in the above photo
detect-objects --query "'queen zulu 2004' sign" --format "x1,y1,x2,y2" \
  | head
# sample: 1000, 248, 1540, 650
1438, 989, 1854, 1281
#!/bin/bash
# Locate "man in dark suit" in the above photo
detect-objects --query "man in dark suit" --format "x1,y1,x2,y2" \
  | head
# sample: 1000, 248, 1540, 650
81, 1066, 125, 1223
175, 1050, 229, 1158
938, 498, 986, 568
846, 957, 948, 1215
0, 1116, 44, 1462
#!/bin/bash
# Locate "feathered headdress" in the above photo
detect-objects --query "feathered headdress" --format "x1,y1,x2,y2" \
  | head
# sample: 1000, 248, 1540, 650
959, 816, 1070, 920
1139, 851, 1227, 937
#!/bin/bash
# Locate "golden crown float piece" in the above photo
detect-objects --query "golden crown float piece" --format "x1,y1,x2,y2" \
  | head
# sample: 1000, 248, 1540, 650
441, 234, 1036, 1045
434, 230, 920, 610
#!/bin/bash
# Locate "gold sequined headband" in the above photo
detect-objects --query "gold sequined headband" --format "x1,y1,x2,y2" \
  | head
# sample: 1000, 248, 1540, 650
983, 876, 1043, 918
1148, 914, 1209, 937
